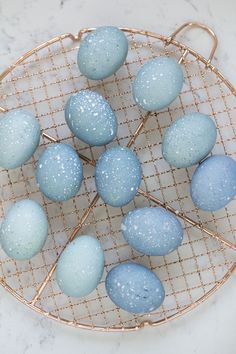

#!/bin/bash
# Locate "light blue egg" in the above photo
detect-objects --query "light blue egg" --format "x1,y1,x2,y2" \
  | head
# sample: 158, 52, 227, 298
56, 235, 104, 298
95, 146, 142, 207
0, 110, 40, 169
121, 207, 183, 256
162, 112, 217, 168
133, 57, 184, 111
77, 26, 128, 80
105, 262, 165, 314
36, 143, 83, 202
191, 155, 236, 211
65, 90, 117, 146
0, 199, 48, 260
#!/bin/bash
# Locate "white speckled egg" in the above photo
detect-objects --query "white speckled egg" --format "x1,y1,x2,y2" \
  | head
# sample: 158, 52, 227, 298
0, 110, 40, 169
36, 143, 83, 202
65, 90, 117, 145
133, 57, 184, 111
56, 235, 104, 298
162, 112, 217, 168
77, 26, 128, 80
95, 146, 142, 207
0, 199, 48, 260
191, 155, 236, 211
105, 262, 165, 313
121, 207, 183, 256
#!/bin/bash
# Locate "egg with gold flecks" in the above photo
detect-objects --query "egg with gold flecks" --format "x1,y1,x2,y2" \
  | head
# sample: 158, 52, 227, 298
56, 235, 104, 298
133, 57, 184, 111
77, 26, 128, 80
0, 110, 40, 169
65, 90, 117, 146
36, 143, 83, 202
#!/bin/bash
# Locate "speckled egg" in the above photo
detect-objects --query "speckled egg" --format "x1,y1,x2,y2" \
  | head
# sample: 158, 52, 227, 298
36, 143, 83, 202
95, 146, 142, 207
77, 26, 128, 80
191, 155, 236, 211
162, 112, 217, 168
105, 262, 165, 314
65, 90, 117, 146
0, 199, 48, 260
133, 57, 184, 111
0, 110, 40, 169
56, 235, 104, 298
121, 207, 183, 256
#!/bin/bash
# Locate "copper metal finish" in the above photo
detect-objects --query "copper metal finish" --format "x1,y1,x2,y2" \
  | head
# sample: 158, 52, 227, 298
0, 22, 235, 331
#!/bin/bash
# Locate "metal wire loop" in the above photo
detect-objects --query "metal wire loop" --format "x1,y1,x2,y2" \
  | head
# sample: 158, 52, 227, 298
166, 21, 218, 68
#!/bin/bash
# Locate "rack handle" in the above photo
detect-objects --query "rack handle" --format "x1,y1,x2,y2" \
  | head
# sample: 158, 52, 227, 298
166, 22, 218, 67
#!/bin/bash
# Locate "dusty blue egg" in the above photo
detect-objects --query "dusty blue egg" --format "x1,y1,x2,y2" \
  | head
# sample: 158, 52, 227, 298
105, 262, 165, 314
95, 146, 142, 207
191, 155, 236, 211
65, 90, 117, 146
162, 112, 217, 168
133, 57, 184, 111
121, 207, 183, 256
0, 110, 40, 169
77, 26, 128, 80
0, 199, 48, 260
56, 235, 104, 298
36, 143, 83, 202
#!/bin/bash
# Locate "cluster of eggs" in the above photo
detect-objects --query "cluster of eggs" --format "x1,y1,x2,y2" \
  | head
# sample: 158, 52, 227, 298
0, 26, 236, 315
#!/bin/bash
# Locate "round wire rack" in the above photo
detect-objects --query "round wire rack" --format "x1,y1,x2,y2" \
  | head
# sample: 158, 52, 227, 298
0, 22, 235, 332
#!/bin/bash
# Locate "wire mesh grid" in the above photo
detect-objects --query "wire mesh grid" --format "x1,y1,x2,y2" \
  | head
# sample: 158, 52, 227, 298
0, 25, 236, 331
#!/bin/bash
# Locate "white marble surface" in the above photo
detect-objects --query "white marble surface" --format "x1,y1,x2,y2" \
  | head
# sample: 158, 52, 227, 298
0, 0, 236, 353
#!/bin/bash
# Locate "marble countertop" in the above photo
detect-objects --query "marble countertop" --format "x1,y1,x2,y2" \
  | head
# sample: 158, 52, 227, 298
0, 0, 236, 353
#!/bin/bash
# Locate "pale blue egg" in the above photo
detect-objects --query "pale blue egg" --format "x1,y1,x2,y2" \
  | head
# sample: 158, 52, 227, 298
36, 143, 83, 202
162, 112, 217, 168
0, 110, 40, 169
121, 207, 183, 256
133, 57, 184, 111
191, 155, 236, 211
56, 235, 104, 298
95, 146, 142, 207
65, 90, 117, 146
77, 26, 128, 80
105, 262, 165, 314
0, 199, 48, 260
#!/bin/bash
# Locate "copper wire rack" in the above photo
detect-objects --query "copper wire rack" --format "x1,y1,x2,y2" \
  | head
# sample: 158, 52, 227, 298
0, 22, 235, 331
